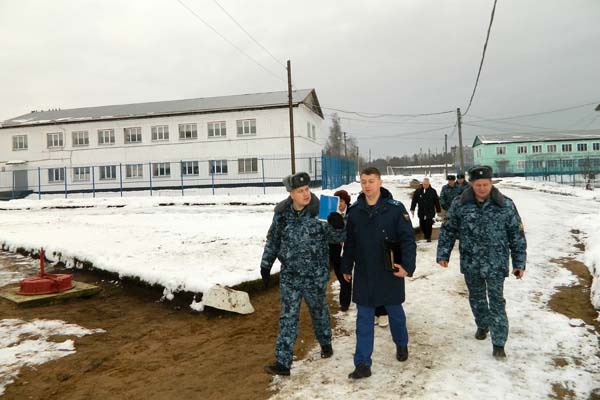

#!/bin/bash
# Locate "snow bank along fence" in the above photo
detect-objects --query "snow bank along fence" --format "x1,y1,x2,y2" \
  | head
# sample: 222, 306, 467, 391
0, 154, 356, 199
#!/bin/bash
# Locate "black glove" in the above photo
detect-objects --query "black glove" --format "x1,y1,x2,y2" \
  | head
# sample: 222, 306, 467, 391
260, 268, 271, 289
327, 212, 344, 229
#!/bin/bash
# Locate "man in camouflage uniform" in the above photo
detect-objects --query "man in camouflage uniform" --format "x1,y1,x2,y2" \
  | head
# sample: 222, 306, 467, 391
260, 172, 345, 375
456, 173, 470, 195
436, 166, 527, 359
439, 175, 461, 212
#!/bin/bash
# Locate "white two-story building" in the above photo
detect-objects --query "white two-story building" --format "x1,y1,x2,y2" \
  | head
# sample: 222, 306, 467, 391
0, 89, 324, 196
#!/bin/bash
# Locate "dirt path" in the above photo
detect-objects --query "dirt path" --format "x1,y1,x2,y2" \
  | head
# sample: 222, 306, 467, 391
0, 266, 338, 400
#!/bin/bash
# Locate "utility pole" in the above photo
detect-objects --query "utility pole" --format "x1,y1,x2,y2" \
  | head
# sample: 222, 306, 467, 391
343, 131, 348, 158
356, 146, 360, 174
444, 133, 448, 175
456, 108, 465, 174
287, 60, 295, 174
368, 148, 371, 164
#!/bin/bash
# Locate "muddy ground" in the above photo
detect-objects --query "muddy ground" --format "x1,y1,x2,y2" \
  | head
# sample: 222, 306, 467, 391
1, 266, 333, 400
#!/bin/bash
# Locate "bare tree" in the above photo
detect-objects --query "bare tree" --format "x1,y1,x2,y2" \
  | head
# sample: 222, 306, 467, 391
325, 113, 344, 157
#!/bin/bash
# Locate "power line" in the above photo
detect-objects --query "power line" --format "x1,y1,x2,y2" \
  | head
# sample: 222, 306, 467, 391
463, 0, 498, 117
212, 0, 286, 68
175, 0, 285, 83
463, 122, 600, 135
322, 106, 455, 118
465, 114, 557, 131
326, 113, 454, 126
351, 125, 455, 140
465, 101, 600, 122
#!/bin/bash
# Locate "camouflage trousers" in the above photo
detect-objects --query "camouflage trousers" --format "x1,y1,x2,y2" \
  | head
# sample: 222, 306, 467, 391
275, 282, 332, 368
463, 273, 508, 347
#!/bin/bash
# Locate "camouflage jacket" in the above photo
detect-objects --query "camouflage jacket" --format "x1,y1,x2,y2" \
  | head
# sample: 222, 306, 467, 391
436, 186, 527, 278
440, 184, 462, 210
260, 193, 346, 287
456, 181, 470, 195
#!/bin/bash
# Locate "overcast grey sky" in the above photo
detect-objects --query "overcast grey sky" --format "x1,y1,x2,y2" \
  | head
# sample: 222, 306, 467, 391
1, 0, 599, 158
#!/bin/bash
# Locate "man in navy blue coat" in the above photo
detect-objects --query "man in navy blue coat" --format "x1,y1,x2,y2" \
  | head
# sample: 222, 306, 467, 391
342, 167, 417, 379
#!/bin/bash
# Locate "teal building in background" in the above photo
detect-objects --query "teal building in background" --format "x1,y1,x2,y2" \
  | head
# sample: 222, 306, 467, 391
472, 131, 600, 180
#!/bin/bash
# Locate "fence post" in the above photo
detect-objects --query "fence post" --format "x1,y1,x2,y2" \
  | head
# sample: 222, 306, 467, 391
261, 158, 266, 195
38, 167, 41, 200
11, 170, 15, 200
119, 163, 123, 197
64, 167, 68, 199
180, 161, 184, 196
149, 162, 153, 196
211, 165, 215, 195
92, 167, 96, 198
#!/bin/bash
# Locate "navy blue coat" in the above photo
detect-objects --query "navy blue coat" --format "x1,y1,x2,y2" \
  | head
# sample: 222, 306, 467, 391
341, 188, 417, 306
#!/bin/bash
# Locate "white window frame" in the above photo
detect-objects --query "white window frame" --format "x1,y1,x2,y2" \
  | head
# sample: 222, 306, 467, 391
73, 166, 91, 182
12, 135, 28, 150
124, 127, 142, 144
562, 144, 572, 152
151, 125, 169, 141
516, 160, 526, 170
312, 124, 316, 139
531, 145, 542, 153
72, 130, 89, 147
517, 145, 527, 154
48, 168, 65, 183
208, 121, 226, 138
182, 161, 199, 176
577, 143, 587, 152
99, 165, 117, 180
178, 123, 198, 140
98, 129, 115, 145
496, 146, 506, 155
209, 160, 228, 175
47, 132, 64, 148
238, 158, 258, 174
307, 122, 311, 138
547, 144, 557, 153
236, 119, 256, 136
152, 162, 171, 177
125, 164, 144, 179
593, 143, 600, 151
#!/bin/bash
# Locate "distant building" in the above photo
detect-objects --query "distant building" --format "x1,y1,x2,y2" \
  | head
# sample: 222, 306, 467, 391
0, 89, 324, 196
450, 145, 473, 172
472, 131, 600, 177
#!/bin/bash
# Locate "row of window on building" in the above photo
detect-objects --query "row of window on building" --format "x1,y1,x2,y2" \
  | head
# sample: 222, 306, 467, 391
518, 158, 600, 170
479, 142, 600, 158
10, 119, 260, 151
45, 158, 260, 183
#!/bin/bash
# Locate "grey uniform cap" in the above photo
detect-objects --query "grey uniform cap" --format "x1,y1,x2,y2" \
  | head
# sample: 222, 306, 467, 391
283, 172, 311, 192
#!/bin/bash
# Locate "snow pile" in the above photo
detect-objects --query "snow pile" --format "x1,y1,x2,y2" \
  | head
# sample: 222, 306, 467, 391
0, 319, 104, 395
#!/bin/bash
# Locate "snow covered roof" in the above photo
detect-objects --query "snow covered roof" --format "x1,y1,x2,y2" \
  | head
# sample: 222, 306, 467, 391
0, 89, 323, 128
473, 130, 600, 146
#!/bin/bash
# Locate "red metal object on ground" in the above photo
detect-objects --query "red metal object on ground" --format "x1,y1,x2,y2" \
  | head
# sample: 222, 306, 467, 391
17, 249, 74, 295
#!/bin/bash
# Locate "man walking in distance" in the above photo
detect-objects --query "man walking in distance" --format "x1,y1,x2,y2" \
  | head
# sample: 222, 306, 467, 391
436, 166, 527, 359
410, 177, 441, 242
260, 172, 345, 376
439, 174, 461, 213
342, 167, 417, 379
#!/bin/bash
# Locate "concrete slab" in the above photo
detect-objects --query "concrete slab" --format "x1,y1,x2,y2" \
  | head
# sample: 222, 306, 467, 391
0, 281, 101, 307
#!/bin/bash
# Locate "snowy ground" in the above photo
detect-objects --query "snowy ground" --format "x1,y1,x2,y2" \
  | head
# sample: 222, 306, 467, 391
0, 175, 599, 398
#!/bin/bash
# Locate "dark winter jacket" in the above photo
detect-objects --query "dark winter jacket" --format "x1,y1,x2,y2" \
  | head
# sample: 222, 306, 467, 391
341, 188, 417, 306
436, 186, 527, 278
410, 185, 441, 219
260, 193, 346, 288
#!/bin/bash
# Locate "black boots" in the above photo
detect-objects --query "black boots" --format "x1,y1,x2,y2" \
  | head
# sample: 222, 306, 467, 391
475, 327, 489, 340
493, 345, 506, 359
396, 346, 409, 362
264, 362, 291, 376
348, 363, 372, 379
321, 344, 333, 358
